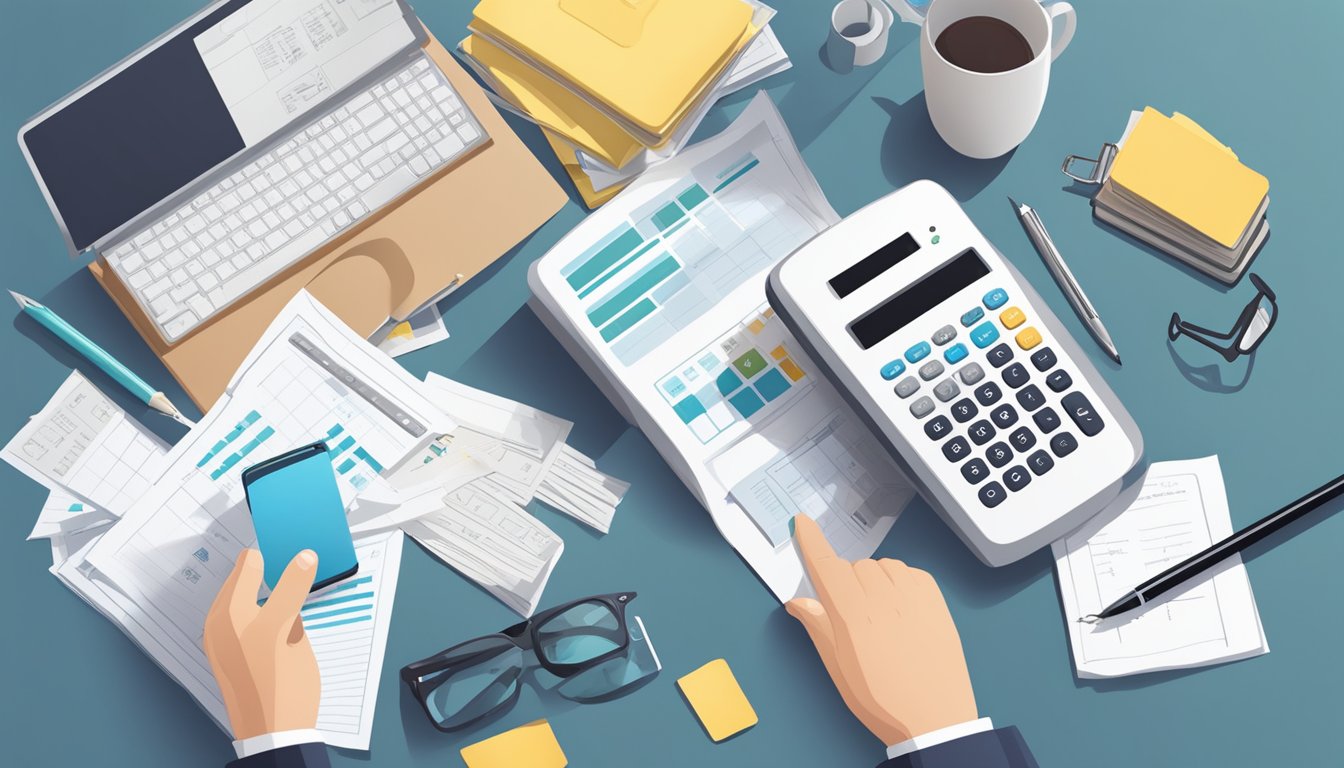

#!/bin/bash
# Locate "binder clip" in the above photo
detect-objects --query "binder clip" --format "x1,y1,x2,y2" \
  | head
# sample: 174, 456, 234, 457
1061, 142, 1118, 185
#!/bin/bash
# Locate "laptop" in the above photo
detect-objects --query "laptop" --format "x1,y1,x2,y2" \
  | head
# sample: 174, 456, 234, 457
19, 0, 489, 344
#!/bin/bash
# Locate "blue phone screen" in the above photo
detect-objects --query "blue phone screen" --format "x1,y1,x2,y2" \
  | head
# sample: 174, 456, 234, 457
245, 449, 357, 590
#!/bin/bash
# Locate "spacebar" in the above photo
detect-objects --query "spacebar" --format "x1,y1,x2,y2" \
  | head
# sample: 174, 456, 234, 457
360, 166, 417, 212
211, 228, 329, 310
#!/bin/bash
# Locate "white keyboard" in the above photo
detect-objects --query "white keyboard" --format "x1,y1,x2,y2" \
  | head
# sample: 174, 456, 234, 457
106, 55, 486, 343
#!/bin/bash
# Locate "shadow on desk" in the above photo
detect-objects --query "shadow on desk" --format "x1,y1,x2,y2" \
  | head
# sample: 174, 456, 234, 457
1168, 341, 1258, 394
872, 94, 1013, 201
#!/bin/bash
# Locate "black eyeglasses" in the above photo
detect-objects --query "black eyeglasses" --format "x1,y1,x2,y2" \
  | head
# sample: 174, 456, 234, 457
1169, 273, 1277, 363
401, 592, 656, 732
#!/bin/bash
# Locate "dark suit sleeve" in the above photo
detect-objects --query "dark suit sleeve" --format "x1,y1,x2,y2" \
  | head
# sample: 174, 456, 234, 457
876, 726, 1038, 768
226, 743, 331, 768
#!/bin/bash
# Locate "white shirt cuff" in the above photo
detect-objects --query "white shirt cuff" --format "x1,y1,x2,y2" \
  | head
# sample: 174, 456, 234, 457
233, 729, 324, 759
885, 717, 994, 760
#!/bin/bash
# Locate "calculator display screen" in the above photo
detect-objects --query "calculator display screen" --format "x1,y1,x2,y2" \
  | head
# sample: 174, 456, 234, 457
828, 233, 921, 298
848, 249, 989, 349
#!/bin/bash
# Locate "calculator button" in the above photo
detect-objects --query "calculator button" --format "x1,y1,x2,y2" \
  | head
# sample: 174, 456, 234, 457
933, 378, 961, 402
983, 288, 1009, 309
999, 306, 1026, 329
1009, 426, 1036, 451
958, 363, 985, 385
962, 459, 990, 484
960, 306, 984, 327
950, 398, 978, 423
968, 420, 996, 445
1003, 465, 1032, 492
1061, 392, 1105, 436
924, 415, 953, 441
1027, 449, 1055, 476
1033, 407, 1062, 434
1002, 362, 1030, 388
1045, 369, 1073, 392
919, 360, 945, 381
895, 376, 920, 398
970, 322, 1000, 349
978, 481, 1007, 507
1050, 431, 1079, 457
1030, 347, 1057, 372
1016, 385, 1046, 412
990, 404, 1018, 429
974, 382, 1002, 406
943, 343, 969, 365
986, 441, 1012, 468
909, 396, 935, 419
880, 359, 907, 381
932, 325, 958, 346
986, 343, 1014, 368
943, 436, 971, 462
1015, 326, 1043, 350
905, 341, 932, 364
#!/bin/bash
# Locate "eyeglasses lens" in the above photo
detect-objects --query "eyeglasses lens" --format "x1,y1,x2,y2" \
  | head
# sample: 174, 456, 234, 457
555, 615, 660, 702
1237, 295, 1276, 352
421, 638, 524, 730
536, 600, 623, 666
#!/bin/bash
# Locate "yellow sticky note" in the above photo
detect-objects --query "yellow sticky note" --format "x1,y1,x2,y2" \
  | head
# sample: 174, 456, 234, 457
461, 719, 567, 768
677, 658, 757, 742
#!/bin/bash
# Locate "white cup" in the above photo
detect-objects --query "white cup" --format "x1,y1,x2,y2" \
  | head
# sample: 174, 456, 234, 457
920, 0, 1076, 159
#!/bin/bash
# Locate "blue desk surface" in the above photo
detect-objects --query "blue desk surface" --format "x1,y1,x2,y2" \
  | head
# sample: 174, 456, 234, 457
2, 2, 1340, 765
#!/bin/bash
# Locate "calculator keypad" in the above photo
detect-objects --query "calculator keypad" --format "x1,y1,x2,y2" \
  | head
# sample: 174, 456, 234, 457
910, 396, 935, 418
919, 360, 945, 381
1002, 363, 1029, 388
986, 343, 1014, 368
933, 379, 960, 402
950, 398, 977, 423
895, 376, 920, 398
959, 363, 985, 385
974, 382, 1002, 406
1016, 385, 1046, 411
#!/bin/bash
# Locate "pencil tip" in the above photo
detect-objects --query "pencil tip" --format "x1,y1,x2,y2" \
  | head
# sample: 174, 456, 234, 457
9, 290, 31, 309
1077, 615, 1102, 624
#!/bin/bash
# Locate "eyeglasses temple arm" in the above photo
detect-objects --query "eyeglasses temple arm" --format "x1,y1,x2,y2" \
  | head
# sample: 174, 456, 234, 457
1176, 319, 1239, 341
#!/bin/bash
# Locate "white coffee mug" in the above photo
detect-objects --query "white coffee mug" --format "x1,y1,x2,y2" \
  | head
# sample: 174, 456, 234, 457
920, 0, 1076, 159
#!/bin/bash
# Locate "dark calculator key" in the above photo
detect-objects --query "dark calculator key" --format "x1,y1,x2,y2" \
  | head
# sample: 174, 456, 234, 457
1033, 407, 1061, 433
962, 458, 990, 484
1030, 346, 1057, 372
942, 436, 972, 463
1009, 426, 1036, 451
978, 481, 1007, 508
1016, 384, 1046, 412
924, 415, 953, 441
950, 398, 978, 423
986, 343, 1014, 368
968, 420, 996, 445
1050, 431, 1079, 457
1061, 391, 1105, 437
985, 441, 1013, 468
1003, 465, 1032, 492
974, 382, 1002, 406
1046, 369, 1073, 392
1002, 362, 1030, 389
990, 404, 1018, 429
1027, 449, 1054, 476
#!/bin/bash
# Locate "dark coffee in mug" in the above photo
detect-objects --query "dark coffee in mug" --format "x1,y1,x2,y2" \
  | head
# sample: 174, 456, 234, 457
934, 15, 1035, 74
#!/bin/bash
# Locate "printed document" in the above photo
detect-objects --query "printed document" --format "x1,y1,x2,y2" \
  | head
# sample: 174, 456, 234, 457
1054, 456, 1269, 678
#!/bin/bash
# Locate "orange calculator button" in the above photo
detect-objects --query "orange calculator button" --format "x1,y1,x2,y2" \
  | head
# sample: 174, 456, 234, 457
1015, 326, 1042, 350
999, 306, 1026, 329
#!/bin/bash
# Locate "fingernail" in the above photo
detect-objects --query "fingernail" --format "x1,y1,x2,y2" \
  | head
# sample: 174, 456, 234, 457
789, 517, 797, 537
297, 549, 318, 567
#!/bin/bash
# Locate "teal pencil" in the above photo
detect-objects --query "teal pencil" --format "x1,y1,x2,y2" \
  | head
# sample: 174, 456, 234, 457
10, 290, 195, 427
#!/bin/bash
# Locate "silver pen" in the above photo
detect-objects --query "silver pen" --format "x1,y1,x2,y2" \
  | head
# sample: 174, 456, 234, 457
1008, 197, 1121, 364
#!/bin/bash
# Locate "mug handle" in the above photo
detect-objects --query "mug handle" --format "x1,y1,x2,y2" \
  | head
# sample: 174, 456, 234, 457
1047, 2, 1077, 61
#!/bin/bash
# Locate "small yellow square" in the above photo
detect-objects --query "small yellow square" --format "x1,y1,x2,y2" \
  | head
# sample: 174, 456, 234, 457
677, 658, 758, 742
747, 319, 766, 335
999, 306, 1026, 329
769, 345, 789, 361
1015, 326, 1042, 350
461, 719, 567, 768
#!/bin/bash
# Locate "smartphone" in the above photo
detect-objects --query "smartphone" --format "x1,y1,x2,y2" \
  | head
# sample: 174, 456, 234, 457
242, 441, 358, 592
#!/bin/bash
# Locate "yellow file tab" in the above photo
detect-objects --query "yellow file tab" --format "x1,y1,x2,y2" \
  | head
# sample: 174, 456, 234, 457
677, 658, 758, 742
461, 719, 568, 768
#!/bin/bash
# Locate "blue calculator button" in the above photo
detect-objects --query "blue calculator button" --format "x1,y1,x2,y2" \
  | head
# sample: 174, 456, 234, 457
970, 322, 1000, 348
944, 343, 969, 364
904, 341, 931, 364
880, 359, 906, 380
960, 307, 984, 327
983, 288, 1009, 309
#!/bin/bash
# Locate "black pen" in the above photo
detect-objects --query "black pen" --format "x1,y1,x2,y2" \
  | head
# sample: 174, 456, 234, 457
1081, 472, 1344, 622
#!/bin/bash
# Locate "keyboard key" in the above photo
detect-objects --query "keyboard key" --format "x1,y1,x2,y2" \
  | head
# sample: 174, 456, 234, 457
970, 322, 999, 349
943, 437, 972, 462
120, 252, 145, 273
127, 270, 151, 289
1015, 326, 1043, 350
909, 396, 935, 419
974, 382, 1002, 406
1027, 450, 1054, 476
924, 415, 953, 441
990, 404, 1018, 429
1033, 407, 1062, 434
1030, 347, 1058, 372
932, 325, 957, 346
960, 306, 984, 327
1009, 426, 1036, 452
894, 376, 920, 398
881, 359, 907, 381
1016, 384, 1046, 411
1002, 362, 1030, 388
978, 481, 1007, 507
933, 378, 960, 402
958, 363, 985, 385
1050, 432, 1079, 457
999, 306, 1026, 329
905, 341, 932, 364
983, 288, 1009, 309
944, 343, 968, 365
1061, 392, 1105, 436
968, 420, 995, 445
986, 442, 1012, 468
986, 343, 1014, 368
1045, 369, 1073, 392
1003, 465, 1031, 492
950, 398, 978, 423
919, 360, 944, 381
962, 459, 990, 485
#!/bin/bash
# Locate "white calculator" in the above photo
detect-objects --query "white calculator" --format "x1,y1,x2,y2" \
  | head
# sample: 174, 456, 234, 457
767, 181, 1143, 566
